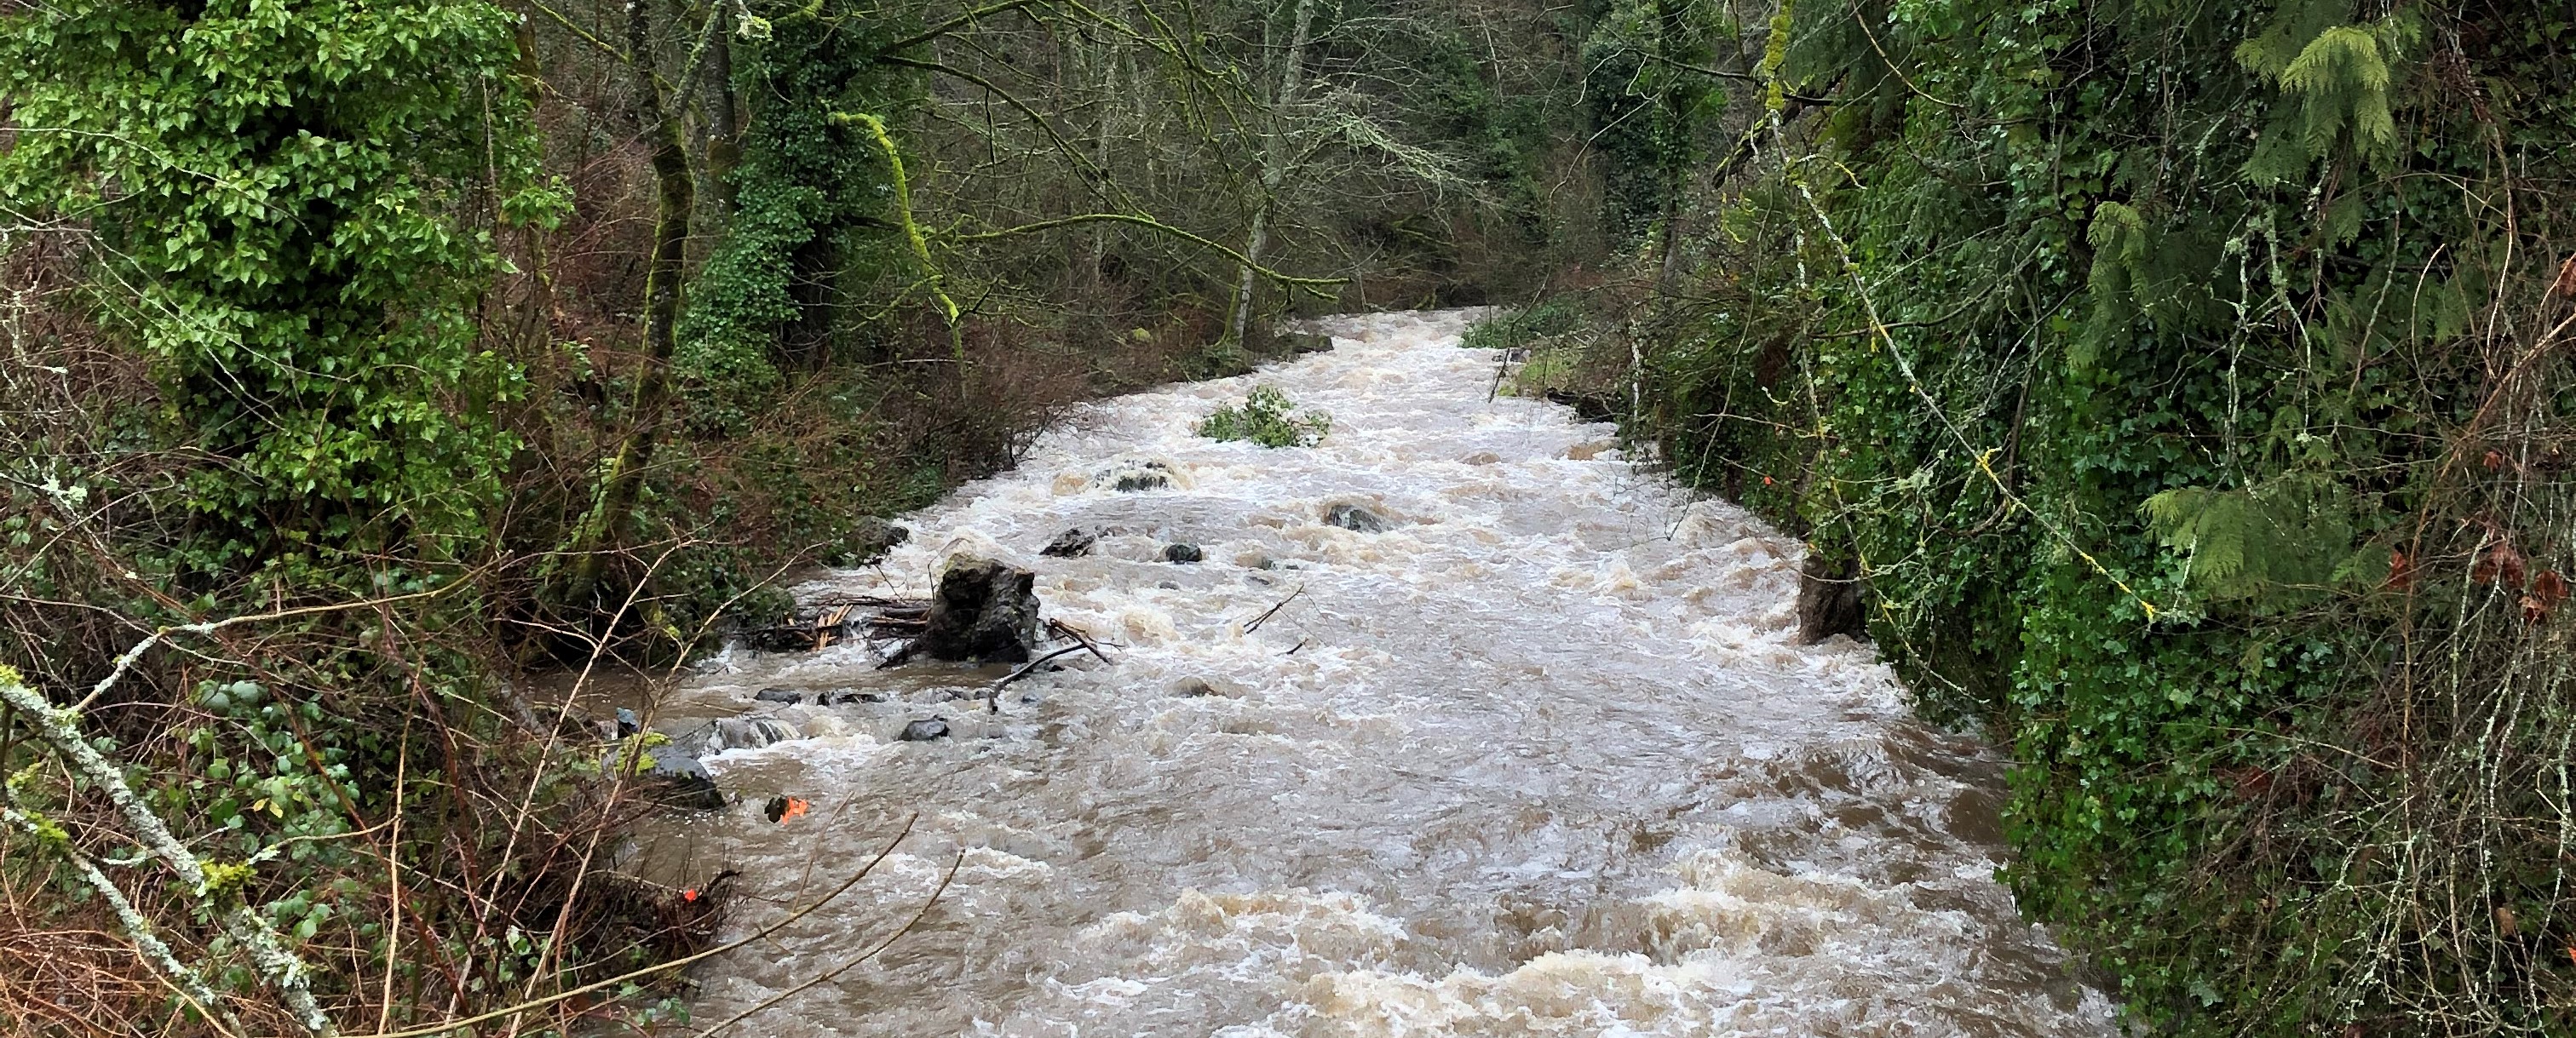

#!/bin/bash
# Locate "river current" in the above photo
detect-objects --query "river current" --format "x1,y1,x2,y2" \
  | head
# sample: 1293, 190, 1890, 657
630, 308, 2115, 1036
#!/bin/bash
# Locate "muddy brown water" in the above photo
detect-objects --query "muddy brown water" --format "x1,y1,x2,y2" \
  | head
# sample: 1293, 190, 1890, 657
621, 309, 2113, 1036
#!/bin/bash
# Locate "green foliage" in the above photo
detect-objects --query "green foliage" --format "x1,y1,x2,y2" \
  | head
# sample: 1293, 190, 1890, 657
1581, 0, 1728, 238
1580, 0, 1730, 241
1197, 386, 1331, 447
0, 0, 550, 571
0, 2, 687, 1028
2140, 476, 2360, 611
2235, 3, 2420, 182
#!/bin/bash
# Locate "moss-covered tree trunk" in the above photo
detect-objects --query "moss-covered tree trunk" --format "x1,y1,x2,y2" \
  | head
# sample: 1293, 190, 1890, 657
561, 0, 698, 608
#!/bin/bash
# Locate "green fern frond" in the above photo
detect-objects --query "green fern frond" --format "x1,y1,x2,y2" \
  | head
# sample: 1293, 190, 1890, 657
2236, 7, 2421, 181
2142, 474, 2357, 611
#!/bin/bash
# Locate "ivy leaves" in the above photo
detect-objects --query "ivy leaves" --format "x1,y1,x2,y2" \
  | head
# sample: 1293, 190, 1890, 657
0, 0, 549, 566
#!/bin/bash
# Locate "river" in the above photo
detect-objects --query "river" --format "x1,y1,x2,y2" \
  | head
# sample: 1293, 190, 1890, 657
627, 308, 2114, 1036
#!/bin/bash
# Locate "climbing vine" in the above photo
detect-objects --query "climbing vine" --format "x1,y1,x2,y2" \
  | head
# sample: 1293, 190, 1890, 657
677, 0, 922, 433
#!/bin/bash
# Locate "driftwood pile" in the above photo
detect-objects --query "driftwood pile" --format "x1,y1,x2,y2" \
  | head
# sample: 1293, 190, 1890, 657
739, 594, 933, 653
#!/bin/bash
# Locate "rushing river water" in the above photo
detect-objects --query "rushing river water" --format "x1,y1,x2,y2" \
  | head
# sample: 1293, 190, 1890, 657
629, 308, 2114, 1036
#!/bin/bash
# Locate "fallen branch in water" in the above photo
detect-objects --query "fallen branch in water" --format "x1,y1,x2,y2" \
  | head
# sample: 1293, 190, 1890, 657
1240, 586, 1304, 634
811, 595, 929, 611
812, 604, 857, 650
986, 644, 1097, 711
1045, 619, 1113, 664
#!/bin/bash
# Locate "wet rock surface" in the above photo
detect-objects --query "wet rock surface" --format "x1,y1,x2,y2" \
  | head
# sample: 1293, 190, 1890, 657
1041, 527, 1098, 557
837, 517, 910, 565
898, 718, 951, 742
637, 747, 724, 811
1325, 502, 1388, 532
1797, 553, 1867, 645
917, 555, 1041, 662
708, 717, 798, 753
1095, 459, 1174, 492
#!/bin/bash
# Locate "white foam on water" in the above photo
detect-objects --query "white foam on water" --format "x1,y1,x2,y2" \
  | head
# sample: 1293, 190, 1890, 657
635, 309, 2113, 1036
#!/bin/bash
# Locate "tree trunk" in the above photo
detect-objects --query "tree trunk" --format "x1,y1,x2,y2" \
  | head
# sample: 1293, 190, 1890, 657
1228, 0, 1317, 346
1649, 0, 1688, 290
1084, 34, 1120, 295
560, 0, 695, 608
707, 10, 741, 207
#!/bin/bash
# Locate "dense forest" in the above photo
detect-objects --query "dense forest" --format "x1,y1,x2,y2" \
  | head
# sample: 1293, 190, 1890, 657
3, 0, 2570, 1034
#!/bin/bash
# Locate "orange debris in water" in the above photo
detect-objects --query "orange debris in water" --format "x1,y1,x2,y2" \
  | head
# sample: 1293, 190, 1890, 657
778, 797, 810, 823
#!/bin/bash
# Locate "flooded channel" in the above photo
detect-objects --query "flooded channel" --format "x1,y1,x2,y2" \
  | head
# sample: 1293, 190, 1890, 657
627, 308, 2113, 1036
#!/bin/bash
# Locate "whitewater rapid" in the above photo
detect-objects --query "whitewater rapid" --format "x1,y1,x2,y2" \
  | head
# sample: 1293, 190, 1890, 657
631, 308, 2113, 1036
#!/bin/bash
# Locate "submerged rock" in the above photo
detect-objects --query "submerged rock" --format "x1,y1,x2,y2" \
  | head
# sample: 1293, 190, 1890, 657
1325, 503, 1388, 532
638, 748, 726, 811
1164, 542, 1204, 564
753, 687, 802, 705
919, 555, 1042, 662
709, 716, 800, 752
899, 718, 951, 742
1042, 527, 1099, 558
1095, 459, 1173, 492
1544, 387, 1620, 424
834, 518, 911, 566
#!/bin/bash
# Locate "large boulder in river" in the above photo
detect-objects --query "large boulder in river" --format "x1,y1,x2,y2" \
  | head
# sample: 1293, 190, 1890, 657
918, 555, 1042, 662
